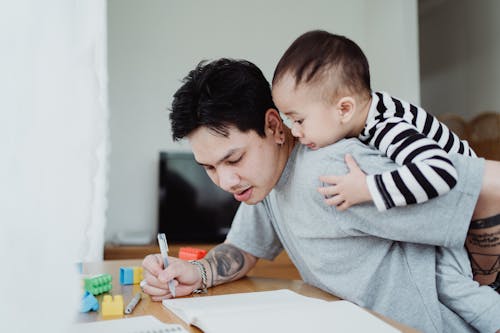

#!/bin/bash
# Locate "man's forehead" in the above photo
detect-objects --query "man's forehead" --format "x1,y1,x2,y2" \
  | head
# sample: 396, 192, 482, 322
188, 126, 252, 164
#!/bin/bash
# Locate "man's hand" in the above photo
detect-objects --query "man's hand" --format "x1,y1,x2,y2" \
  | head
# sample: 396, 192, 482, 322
318, 154, 372, 211
141, 254, 202, 301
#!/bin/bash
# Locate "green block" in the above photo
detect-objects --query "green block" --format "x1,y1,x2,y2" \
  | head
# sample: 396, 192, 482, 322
84, 274, 112, 295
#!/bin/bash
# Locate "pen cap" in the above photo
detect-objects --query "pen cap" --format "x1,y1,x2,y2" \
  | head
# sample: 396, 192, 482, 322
157, 233, 169, 254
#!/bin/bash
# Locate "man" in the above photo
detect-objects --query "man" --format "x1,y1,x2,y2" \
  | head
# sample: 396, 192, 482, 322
142, 59, 500, 332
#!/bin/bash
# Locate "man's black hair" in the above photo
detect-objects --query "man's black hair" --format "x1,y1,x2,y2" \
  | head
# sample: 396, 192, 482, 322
170, 58, 275, 140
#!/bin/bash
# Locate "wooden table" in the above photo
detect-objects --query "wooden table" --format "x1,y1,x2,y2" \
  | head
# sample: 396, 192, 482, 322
77, 259, 419, 332
103, 243, 301, 279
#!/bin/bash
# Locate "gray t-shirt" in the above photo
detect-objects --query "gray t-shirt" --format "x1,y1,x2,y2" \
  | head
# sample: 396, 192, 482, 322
226, 138, 496, 333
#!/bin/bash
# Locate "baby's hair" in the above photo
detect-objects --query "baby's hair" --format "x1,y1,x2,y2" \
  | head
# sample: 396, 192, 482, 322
272, 30, 371, 103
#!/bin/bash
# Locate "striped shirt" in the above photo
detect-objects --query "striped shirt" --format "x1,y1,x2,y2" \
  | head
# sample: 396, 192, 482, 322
358, 91, 476, 211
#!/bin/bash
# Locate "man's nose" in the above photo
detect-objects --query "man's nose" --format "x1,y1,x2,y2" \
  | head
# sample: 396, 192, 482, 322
218, 168, 240, 192
291, 123, 303, 138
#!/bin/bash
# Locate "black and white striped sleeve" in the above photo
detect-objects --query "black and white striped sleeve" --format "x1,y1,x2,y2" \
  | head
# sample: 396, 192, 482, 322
365, 119, 459, 211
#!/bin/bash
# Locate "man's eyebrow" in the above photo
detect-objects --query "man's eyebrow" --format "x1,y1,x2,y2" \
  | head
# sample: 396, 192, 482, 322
196, 148, 240, 167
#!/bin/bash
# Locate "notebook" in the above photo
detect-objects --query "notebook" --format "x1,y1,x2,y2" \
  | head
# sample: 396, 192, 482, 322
162, 289, 401, 333
72, 315, 189, 333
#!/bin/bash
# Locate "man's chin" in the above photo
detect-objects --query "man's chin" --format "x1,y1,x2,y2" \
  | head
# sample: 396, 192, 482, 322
243, 196, 264, 205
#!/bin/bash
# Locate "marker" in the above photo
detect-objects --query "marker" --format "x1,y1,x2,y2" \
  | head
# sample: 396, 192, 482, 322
124, 292, 141, 314
157, 233, 176, 298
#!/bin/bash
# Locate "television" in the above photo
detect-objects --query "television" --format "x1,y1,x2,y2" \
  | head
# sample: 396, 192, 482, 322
158, 151, 240, 243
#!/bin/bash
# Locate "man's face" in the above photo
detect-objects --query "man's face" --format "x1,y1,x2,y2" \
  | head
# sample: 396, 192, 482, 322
273, 73, 347, 150
188, 125, 283, 205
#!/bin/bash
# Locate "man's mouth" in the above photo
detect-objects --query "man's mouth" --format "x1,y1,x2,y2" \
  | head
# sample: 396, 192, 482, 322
233, 187, 253, 202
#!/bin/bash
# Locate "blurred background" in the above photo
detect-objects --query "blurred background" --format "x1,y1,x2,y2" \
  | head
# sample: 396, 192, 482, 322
106, 0, 500, 249
106, 0, 420, 246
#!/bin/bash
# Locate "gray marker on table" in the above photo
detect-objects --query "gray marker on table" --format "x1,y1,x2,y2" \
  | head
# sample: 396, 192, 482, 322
124, 292, 142, 314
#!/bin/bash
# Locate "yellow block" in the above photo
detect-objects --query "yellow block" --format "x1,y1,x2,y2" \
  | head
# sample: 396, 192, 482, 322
101, 295, 123, 318
133, 267, 143, 284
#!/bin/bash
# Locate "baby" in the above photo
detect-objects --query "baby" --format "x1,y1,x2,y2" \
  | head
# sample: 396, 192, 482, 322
271, 30, 499, 292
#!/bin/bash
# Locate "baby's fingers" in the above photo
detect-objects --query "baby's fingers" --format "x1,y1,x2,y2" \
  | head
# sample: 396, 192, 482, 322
318, 185, 338, 197
344, 154, 360, 171
336, 200, 352, 211
319, 175, 339, 185
324, 194, 344, 207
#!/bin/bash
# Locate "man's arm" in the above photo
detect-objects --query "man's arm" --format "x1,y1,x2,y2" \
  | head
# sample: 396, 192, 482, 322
436, 247, 500, 333
197, 242, 258, 288
142, 242, 257, 301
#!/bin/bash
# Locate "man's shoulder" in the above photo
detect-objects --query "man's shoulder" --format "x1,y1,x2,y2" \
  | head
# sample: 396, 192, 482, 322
292, 139, 371, 170
321, 138, 369, 153
293, 138, 393, 176
315, 139, 383, 162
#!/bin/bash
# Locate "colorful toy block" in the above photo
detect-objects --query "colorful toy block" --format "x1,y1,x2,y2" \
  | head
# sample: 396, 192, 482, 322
133, 266, 143, 284
178, 247, 207, 260
119, 266, 144, 285
101, 295, 123, 318
80, 291, 99, 312
120, 267, 133, 285
84, 274, 112, 295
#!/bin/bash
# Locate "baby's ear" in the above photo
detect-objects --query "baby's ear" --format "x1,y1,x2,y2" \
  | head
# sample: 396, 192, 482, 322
337, 96, 356, 123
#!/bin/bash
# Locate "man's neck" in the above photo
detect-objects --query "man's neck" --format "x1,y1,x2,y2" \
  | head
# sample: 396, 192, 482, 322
350, 94, 373, 137
283, 129, 297, 156
277, 129, 297, 170
272, 129, 297, 187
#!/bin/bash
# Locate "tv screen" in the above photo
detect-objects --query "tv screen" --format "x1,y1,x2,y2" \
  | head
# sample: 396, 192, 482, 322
158, 151, 240, 243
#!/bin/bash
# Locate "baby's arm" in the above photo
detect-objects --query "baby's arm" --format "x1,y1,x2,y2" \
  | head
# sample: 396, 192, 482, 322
319, 120, 459, 211
318, 154, 371, 211
364, 120, 459, 211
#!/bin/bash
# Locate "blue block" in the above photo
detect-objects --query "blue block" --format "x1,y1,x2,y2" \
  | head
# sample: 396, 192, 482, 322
119, 267, 134, 285
80, 291, 99, 312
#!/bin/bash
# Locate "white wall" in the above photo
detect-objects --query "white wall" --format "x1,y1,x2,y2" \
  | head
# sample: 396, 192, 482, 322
106, 0, 419, 242
419, 0, 500, 118
1, 0, 107, 331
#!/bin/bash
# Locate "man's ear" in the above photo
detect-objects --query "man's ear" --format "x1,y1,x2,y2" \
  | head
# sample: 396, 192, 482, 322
264, 108, 285, 143
336, 96, 356, 124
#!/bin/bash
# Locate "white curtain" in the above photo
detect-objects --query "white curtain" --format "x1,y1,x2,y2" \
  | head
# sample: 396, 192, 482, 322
0, 0, 108, 331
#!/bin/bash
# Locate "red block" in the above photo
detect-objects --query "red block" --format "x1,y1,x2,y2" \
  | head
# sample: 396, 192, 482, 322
178, 247, 207, 260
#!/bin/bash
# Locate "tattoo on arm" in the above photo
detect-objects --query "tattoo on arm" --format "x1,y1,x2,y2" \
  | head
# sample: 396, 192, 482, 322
204, 243, 245, 287
466, 214, 500, 276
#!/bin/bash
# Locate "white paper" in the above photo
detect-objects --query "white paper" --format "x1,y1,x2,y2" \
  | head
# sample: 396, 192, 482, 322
162, 289, 400, 333
163, 289, 325, 323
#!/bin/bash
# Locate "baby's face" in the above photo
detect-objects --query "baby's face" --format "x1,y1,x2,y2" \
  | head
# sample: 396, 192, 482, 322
272, 74, 347, 150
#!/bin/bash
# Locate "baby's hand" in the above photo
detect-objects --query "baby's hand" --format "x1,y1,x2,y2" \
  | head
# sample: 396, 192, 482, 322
318, 154, 371, 211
